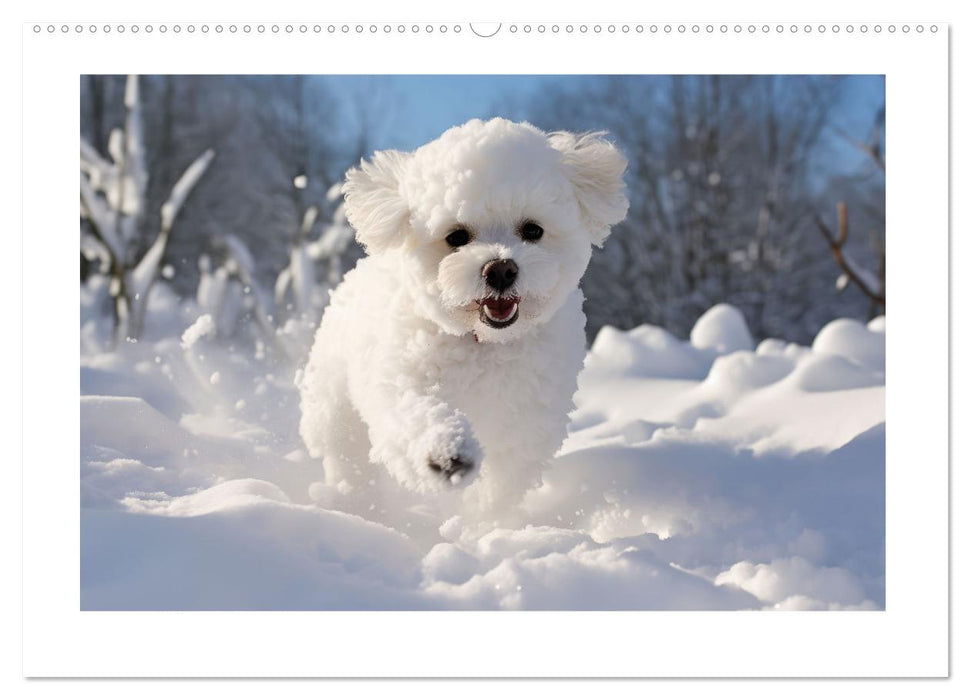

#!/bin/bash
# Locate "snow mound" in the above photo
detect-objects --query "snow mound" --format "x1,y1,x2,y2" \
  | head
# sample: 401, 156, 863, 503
81, 395, 189, 459
422, 525, 759, 610
690, 303, 754, 355
702, 351, 795, 397
123, 478, 291, 516
756, 337, 811, 361
586, 304, 758, 381
82, 500, 425, 610
812, 318, 886, 373
588, 324, 711, 379
714, 556, 877, 611
81, 299, 884, 610
787, 353, 884, 393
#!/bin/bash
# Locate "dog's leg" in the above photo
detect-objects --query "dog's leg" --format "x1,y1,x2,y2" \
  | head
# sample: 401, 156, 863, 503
360, 386, 483, 492
298, 347, 369, 490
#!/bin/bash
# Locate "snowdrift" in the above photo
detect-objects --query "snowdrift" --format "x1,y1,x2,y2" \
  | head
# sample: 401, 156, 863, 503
81, 287, 885, 610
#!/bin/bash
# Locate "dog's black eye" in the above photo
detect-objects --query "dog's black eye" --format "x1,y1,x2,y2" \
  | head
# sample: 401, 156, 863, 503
445, 229, 471, 248
521, 221, 544, 242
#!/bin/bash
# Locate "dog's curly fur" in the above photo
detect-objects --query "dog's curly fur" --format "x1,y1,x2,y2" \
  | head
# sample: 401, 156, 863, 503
298, 118, 628, 510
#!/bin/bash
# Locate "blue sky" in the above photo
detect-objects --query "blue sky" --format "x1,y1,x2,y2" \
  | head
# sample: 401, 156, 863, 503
318, 74, 885, 189
322, 74, 883, 146
325, 75, 597, 150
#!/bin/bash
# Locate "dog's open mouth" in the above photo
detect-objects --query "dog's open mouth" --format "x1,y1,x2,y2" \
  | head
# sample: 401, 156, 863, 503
478, 296, 520, 329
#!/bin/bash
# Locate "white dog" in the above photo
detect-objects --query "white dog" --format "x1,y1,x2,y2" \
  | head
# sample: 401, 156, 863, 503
298, 118, 628, 511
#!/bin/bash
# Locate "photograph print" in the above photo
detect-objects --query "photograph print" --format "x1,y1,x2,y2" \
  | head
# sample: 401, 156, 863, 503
80, 74, 886, 611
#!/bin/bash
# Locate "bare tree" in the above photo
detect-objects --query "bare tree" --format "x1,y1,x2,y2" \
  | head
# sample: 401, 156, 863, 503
522, 75, 855, 342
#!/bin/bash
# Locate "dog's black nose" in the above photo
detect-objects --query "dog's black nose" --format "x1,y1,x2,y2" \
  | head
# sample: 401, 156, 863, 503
482, 259, 519, 292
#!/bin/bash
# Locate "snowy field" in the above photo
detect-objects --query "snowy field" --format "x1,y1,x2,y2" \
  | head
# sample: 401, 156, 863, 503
81, 281, 885, 610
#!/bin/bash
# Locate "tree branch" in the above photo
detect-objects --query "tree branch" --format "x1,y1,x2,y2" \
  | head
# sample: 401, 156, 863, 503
832, 123, 885, 172
815, 202, 885, 305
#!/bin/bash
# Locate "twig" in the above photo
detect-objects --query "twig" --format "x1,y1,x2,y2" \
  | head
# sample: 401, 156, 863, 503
815, 202, 886, 305
832, 124, 885, 172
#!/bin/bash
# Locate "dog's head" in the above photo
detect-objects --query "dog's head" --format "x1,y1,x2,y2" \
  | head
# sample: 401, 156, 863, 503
342, 118, 628, 342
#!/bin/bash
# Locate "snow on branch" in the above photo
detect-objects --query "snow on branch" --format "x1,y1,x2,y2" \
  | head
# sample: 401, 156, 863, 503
80, 75, 215, 343
815, 202, 885, 306
161, 149, 215, 233
79, 167, 124, 261
121, 74, 148, 221
300, 205, 319, 238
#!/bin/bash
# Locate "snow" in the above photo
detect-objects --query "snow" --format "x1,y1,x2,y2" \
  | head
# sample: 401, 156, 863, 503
689, 303, 755, 354
80, 288, 884, 610
80, 82, 214, 343
812, 317, 886, 374
159, 149, 215, 233
180, 313, 215, 349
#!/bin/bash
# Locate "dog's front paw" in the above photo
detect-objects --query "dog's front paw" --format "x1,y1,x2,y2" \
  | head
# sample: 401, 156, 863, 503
428, 454, 477, 485
387, 409, 483, 492
420, 416, 482, 489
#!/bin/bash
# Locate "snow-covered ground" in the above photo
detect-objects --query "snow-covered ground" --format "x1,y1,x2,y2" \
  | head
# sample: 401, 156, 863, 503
81, 280, 885, 610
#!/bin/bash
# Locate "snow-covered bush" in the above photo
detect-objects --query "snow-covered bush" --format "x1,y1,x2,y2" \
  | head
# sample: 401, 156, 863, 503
80, 75, 214, 343
79, 75, 352, 363
196, 236, 277, 348
270, 182, 355, 357
187, 182, 354, 363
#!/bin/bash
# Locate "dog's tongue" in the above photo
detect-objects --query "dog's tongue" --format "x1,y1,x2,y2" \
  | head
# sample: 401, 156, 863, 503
483, 297, 516, 320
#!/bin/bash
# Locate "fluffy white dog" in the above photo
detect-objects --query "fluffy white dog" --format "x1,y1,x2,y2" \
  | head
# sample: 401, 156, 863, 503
298, 118, 628, 511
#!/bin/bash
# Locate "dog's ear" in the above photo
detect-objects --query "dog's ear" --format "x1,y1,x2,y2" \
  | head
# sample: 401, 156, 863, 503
342, 150, 411, 254
548, 131, 629, 246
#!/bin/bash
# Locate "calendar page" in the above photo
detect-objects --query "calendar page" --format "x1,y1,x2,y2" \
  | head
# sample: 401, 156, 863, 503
18, 2, 950, 682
